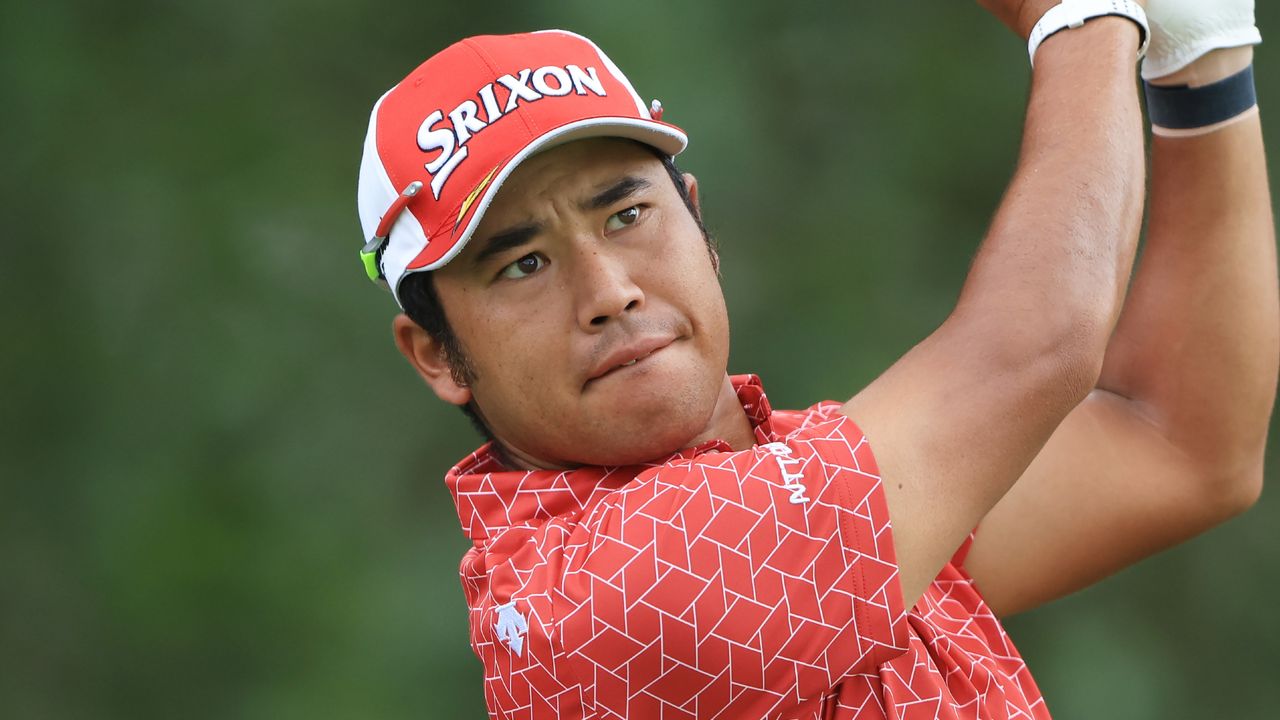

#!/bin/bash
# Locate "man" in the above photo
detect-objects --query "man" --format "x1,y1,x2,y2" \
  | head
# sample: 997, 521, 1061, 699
356, 0, 1275, 717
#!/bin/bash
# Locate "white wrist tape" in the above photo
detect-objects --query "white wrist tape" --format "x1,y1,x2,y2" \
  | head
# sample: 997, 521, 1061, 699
1028, 0, 1151, 67
1142, 0, 1261, 81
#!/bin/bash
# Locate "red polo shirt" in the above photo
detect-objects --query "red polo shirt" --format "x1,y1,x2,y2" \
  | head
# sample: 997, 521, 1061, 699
444, 375, 1049, 719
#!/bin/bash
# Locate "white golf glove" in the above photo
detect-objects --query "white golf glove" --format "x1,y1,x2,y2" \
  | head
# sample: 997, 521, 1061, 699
1142, 0, 1261, 81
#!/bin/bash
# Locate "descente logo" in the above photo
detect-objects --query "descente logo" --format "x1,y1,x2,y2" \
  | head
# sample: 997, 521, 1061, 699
416, 65, 608, 199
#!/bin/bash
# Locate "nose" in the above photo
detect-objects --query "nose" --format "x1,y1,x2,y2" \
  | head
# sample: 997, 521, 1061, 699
573, 246, 644, 331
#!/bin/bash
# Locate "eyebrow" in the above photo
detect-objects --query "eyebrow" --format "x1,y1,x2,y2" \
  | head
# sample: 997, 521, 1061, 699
470, 176, 654, 269
582, 176, 652, 211
471, 223, 542, 268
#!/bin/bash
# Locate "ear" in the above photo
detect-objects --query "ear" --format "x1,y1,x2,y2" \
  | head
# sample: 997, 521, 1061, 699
682, 172, 701, 217
392, 313, 472, 406
681, 172, 718, 272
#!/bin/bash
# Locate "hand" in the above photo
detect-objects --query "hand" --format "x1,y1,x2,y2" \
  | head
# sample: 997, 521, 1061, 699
1143, 0, 1261, 81
976, 0, 1059, 39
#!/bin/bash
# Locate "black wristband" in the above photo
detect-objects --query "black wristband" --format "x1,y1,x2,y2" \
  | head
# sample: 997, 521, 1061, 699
1143, 64, 1257, 131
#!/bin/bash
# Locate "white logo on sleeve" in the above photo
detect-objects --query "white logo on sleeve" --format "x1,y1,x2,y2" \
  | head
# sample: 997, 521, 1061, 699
761, 442, 810, 505
495, 600, 529, 657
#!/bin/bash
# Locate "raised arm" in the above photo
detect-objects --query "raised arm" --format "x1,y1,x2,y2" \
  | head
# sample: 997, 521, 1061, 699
965, 7, 1276, 615
843, 5, 1147, 605
1120, 47, 1277, 481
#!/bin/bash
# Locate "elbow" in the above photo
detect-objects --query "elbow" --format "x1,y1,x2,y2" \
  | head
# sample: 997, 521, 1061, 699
995, 307, 1112, 413
1174, 444, 1267, 526
1044, 286, 1117, 394
1231, 468, 1265, 515
957, 283, 1115, 411
1046, 317, 1110, 405
1179, 427, 1270, 521
1204, 460, 1265, 521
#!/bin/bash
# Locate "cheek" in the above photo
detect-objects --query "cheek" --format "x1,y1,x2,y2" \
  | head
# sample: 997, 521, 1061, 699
664, 239, 728, 337
461, 298, 576, 415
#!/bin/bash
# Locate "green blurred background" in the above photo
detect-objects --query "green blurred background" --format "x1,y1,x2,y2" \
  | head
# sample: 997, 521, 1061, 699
4, 1, 1278, 717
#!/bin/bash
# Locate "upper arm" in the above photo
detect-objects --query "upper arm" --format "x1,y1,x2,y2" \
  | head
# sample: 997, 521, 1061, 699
841, 317, 1100, 607
963, 389, 1261, 618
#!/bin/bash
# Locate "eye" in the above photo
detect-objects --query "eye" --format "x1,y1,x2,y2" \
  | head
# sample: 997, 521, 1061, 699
498, 253, 546, 280
605, 205, 641, 233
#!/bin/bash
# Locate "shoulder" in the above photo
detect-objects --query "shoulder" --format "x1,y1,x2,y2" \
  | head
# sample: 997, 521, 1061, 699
769, 398, 848, 438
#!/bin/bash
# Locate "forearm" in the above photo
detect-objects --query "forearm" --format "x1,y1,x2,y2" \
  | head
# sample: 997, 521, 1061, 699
954, 19, 1145, 361
845, 18, 1147, 605
1100, 49, 1278, 487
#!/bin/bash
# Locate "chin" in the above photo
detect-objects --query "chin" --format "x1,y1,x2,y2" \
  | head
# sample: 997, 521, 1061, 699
573, 382, 716, 465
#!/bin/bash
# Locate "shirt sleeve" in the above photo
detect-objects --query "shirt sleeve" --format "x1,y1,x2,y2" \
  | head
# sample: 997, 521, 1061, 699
549, 411, 909, 719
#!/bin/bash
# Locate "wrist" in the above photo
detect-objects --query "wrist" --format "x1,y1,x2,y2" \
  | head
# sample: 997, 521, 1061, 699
1144, 60, 1258, 137
1148, 46, 1254, 88
1033, 16, 1142, 70
1027, 1, 1148, 68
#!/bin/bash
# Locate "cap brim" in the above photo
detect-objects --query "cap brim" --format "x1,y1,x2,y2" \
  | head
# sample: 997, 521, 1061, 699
392, 116, 687, 301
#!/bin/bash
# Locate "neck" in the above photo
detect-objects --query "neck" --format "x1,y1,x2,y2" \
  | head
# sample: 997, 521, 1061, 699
688, 374, 756, 452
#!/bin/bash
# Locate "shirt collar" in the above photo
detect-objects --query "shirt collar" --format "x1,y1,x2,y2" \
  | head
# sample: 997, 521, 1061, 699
444, 374, 774, 542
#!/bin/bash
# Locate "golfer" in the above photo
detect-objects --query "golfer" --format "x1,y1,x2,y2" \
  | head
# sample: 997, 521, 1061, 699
354, 0, 1275, 716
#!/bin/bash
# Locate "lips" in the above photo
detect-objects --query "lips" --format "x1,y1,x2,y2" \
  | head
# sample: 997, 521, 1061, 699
585, 335, 677, 385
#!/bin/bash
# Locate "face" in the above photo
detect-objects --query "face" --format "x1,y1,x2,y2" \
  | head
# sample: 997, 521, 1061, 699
397, 138, 735, 468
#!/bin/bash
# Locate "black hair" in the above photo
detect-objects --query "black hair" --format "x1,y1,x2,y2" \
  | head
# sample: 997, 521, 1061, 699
397, 143, 714, 442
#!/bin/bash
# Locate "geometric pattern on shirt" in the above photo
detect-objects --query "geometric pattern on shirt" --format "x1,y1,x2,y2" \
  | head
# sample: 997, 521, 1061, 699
444, 375, 1049, 719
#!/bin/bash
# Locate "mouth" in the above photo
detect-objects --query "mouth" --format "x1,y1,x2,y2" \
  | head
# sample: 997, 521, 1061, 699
585, 336, 678, 386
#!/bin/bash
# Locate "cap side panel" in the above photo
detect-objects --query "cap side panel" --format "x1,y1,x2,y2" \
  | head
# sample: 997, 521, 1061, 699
363, 87, 430, 304
357, 88, 399, 242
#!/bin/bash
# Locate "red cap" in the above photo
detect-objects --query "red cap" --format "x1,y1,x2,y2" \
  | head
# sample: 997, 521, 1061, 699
357, 30, 688, 305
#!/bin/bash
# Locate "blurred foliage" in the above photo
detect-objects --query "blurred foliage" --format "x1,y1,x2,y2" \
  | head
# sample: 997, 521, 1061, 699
3, 1, 1278, 718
